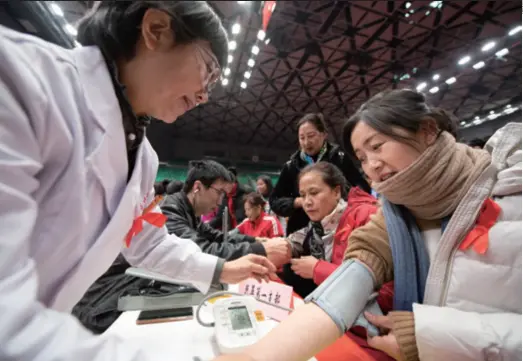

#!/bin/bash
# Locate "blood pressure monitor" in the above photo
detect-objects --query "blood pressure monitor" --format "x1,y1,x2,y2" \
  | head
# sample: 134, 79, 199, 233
212, 296, 261, 354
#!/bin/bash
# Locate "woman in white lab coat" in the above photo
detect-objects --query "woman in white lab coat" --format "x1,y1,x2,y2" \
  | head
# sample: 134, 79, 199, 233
0, 2, 275, 360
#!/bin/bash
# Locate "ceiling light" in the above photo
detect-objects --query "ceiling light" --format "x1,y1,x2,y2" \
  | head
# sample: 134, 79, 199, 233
252, 45, 260, 55
229, 41, 237, 50
495, 48, 509, 57
460, 121, 466, 126
227, 54, 233, 63
425, 11, 431, 16
405, 13, 410, 18
473, 61, 485, 69
410, 9, 415, 14
50, 3, 64, 16
64, 24, 77, 36
224, 68, 231, 76
432, 74, 440, 81
458, 56, 471, 65
265, 38, 271, 45
240, 81, 247, 89
506, 104, 512, 108
405, 2, 412, 9
429, 1, 443, 8
488, 113, 498, 120
247, 58, 255, 67
429, 86, 439, 93
257, 30, 266, 41
445, 77, 456, 85
237, 1, 246, 3
416, 82, 427, 91
244, 71, 251, 79
490, 110, 495, 114
473, 119, 482, 125
509, 25, 522, 36
232, 23, 241, 35
482, 41, 496, 51
222, 78, 229, 86
475, 116, 480, 120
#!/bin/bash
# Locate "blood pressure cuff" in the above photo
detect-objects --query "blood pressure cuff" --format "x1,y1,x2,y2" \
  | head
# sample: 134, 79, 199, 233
304, 259, 377, 336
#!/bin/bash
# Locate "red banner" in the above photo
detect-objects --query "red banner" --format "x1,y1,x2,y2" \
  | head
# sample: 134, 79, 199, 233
262, 1, 276, 32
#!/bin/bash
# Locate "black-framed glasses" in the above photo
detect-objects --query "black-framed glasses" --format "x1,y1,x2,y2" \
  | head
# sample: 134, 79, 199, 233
194, 44, 221, 94
208, 186, 226, 200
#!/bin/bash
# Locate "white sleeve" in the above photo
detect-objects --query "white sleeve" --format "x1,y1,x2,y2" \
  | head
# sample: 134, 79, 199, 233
0, 76, 162, 361
413, 303, 522, 361
121, 201, 220, 294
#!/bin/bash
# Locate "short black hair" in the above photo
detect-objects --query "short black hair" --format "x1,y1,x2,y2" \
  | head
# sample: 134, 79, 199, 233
342, 89, 459, 157
297, 113, 328, 133
154, 179, 183, 196
299, 162, 348, 199
227, 166, 238, 177
77, 1, 228, 68
184, 160, 234, 193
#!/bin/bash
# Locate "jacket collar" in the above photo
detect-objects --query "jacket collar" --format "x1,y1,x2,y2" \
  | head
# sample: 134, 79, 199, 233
178, 192, 199, 225
290, 142, 338, 168
72, 46, 120, 135
72, 46, 150, 152
251, 210, 267, 228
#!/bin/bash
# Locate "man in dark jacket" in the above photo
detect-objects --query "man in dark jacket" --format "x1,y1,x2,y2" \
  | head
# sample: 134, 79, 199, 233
270, 114, 370, 236
162, 161, 289, 262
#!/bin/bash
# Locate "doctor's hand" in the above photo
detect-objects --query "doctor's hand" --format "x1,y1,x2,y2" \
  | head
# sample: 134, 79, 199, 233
220, 254, 277, 284
262, 238, 291, 268
290, 256, 318, 279
365, 312, 405, 361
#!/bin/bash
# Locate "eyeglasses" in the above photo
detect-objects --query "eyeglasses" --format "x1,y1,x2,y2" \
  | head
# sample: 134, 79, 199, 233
208, 186, 226, 200
194, 44, 221, 95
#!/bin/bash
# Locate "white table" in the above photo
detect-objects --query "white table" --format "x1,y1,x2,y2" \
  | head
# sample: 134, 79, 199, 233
105, 285, 316, 361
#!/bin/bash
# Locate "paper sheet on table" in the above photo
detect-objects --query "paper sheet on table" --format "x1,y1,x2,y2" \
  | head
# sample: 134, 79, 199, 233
238, 279, 293, 322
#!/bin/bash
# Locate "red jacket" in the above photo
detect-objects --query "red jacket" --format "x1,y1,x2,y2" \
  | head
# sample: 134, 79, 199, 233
312, 187, 394, 314
237, 211, 284, 238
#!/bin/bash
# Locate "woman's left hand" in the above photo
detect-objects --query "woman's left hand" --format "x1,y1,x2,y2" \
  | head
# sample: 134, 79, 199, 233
290, 256, 318, 279
365, 312, 404, 361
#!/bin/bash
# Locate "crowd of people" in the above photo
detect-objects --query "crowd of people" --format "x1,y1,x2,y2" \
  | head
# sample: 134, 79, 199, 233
0, 1, 520, 361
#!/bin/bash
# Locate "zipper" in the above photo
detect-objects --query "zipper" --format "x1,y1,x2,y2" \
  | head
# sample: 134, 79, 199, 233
438, 246, 459, 306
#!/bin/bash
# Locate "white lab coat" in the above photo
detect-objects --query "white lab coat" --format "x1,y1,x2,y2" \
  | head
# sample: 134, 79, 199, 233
0, 26, 219, 360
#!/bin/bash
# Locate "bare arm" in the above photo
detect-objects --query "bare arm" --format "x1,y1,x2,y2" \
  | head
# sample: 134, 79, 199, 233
214, 211, 393, 361
245, 303, 340, 361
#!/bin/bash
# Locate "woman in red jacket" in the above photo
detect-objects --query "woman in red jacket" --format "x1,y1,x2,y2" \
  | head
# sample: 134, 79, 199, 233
285, 161, 394, 361
237, 193, 284, 238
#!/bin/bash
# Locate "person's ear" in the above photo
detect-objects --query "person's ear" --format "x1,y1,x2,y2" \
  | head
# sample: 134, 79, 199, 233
419, 117, 439, 146
141, 8, 174, 52
193, 181, 202, 193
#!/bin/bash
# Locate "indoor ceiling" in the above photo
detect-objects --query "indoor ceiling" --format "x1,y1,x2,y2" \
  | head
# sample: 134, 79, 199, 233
1, 1, 521, 153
